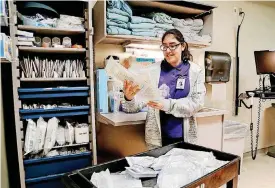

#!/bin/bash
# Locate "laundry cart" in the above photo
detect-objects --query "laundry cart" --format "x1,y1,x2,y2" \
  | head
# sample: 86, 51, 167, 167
62, 142, 241, 188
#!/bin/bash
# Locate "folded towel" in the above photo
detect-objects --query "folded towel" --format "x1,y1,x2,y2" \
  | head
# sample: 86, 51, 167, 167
132, 31, 157, 37
131, 16, 156, 24
107, 8, 130, 18
128, 23, 155, 29
181, 32, 196, 42
106, 12, 129, 23
191, 25, 204, 31
175, 26, 191, 33
131, 28, 154, 32
193, 19, 203, 26
155, 23, 174, 31
193, 34, 211, 43
107, 19, 128, 29
184, 18, 194, 26
145, 12, 173, 24
107, 0, 133, 16
107, 26, 131, 35
172, 18, 184, 27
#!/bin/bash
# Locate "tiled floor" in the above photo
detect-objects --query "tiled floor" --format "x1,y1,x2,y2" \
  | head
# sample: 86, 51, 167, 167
239, 154, 275, 188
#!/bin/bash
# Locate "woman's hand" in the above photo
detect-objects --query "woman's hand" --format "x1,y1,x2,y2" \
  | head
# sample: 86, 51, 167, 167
123, 80, 140, 101
147, 101, 164, 110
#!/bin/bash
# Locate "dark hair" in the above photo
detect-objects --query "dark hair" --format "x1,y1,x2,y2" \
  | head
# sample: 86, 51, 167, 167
161, 29, 193, 61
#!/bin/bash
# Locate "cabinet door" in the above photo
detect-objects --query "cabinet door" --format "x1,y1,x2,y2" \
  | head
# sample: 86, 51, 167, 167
196, 115, 223, 150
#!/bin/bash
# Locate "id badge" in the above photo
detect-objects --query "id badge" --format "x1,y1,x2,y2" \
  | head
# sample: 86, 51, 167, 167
176, 77, 185, 89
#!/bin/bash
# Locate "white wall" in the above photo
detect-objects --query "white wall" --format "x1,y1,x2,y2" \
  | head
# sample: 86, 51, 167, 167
201, 1, 275, 152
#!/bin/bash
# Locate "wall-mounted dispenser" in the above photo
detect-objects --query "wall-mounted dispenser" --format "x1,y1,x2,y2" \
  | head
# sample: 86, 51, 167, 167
205, 51, 231, 83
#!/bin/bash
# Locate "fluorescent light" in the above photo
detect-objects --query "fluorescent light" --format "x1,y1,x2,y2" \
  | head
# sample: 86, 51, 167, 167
123, 43, 160, 50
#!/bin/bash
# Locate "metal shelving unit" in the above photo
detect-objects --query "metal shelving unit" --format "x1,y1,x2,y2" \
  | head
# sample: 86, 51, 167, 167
6, 1, 97, 187
18, 46, 86, 54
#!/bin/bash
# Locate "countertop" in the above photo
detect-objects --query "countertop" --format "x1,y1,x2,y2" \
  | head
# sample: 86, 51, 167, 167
97, 107, 227, 126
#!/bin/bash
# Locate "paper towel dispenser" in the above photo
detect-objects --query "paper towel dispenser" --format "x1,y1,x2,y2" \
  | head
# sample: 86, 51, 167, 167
205, 51, 231, 83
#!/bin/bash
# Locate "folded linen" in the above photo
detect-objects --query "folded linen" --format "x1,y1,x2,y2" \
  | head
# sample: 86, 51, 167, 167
132, 31, 157, 37
107, 19, 128, 29
193, 34, 211, 43
193, 19, 203, 26
146, 12, 173, 24
107, 26, 131, 35
184, 18, 194, 26
106, 12, 129, 23
131, 16, 156, 24
175, 26, 191, 33
107, 0, 133, 16
155, 23, 174, 31
128, 23, 155, 29
107, 7, 131, 18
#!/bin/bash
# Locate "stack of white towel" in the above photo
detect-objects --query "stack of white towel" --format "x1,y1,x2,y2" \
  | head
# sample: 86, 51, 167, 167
172, 18, 211, 43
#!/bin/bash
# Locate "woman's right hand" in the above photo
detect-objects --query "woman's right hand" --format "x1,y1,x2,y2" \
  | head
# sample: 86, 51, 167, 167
124, 80, 140, 101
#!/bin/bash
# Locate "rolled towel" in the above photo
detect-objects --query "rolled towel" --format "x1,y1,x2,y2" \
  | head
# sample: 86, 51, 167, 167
107, 19, 128, 29
145, 12, 173, 24
106, 12, 129, 23
192, 25, 204, 31
172, 18, 184, 27
128, 23, 155, 29
193, 34, 211, 43
155, 23, 174, 31
193, 19, 203, 26
107, 8, 131, 18
175, 26, 191, 33
131, 16, 156, 24
107, 26, 131, 35
183, 18, 194, 26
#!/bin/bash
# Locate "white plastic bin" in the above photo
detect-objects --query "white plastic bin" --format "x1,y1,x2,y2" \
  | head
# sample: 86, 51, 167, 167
222, 120, 248, 169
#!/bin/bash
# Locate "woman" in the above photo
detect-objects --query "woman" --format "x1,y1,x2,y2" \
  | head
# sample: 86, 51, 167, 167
122, 29, 206, 149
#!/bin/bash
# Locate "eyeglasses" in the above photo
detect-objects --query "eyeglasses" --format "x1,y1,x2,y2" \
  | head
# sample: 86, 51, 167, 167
160, 43, 181, 51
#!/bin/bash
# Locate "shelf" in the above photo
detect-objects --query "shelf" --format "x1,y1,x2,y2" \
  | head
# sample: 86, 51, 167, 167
18, 47, 86, 54
20, 106, 90, 119
19, 105, 89, 114
97, 112, 147, 126
52, 143, 89, 149
98, 35, 210, 48
1, 57, 11, 63
127, 1, 216, 16
18, 25, 85, 35
24, 152, 91, 164
20, 78, 87, 82
94, 0, 214, 48
18, 87, 89, 93
19, 92, 89, 99
20, 111, 89, 119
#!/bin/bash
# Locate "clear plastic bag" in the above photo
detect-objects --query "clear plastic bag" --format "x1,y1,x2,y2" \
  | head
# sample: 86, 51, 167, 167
24, 119, 37, 154
44, 117, 59, 154
105, 58, 161, 102
65, 121, 74, 144
224, 120, 249, 139
33, 117, 47, 154
56, 125, 66, 146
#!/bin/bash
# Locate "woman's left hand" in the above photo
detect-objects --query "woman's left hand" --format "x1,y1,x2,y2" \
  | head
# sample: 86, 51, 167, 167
147, 101, 164, 110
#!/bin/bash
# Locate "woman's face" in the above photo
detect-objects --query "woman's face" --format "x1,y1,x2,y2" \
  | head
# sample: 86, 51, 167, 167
162, 34, 185, 67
